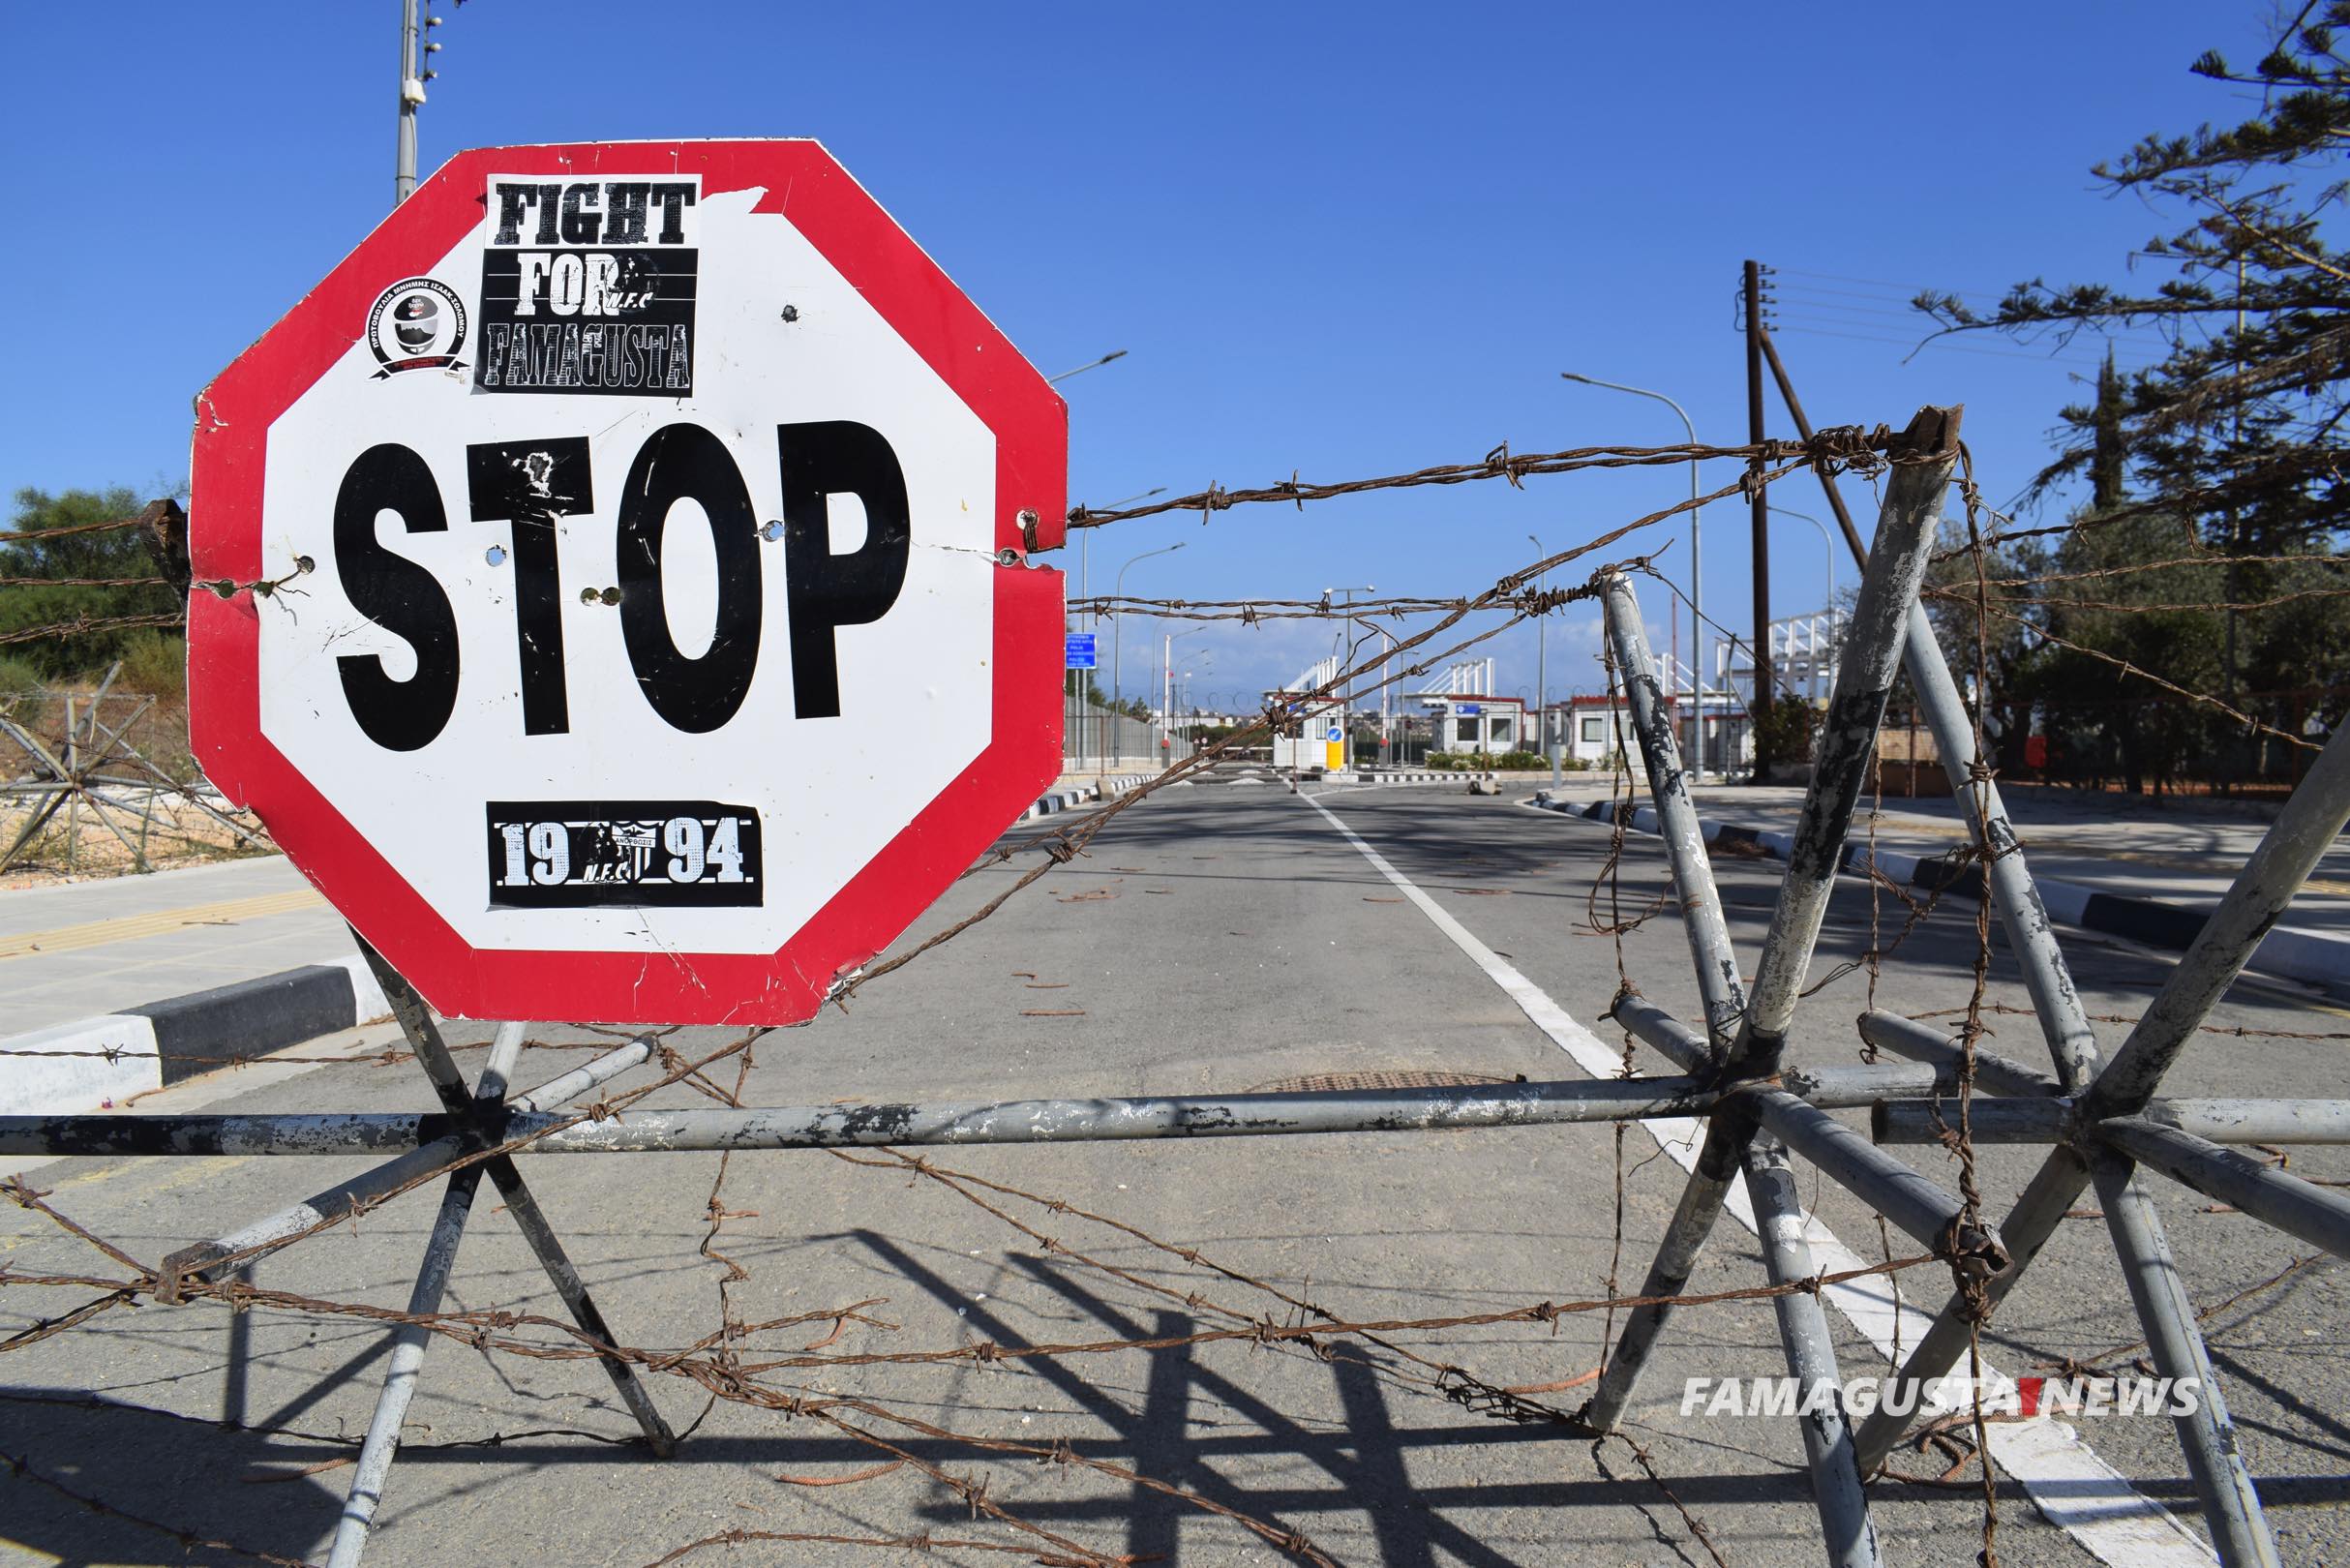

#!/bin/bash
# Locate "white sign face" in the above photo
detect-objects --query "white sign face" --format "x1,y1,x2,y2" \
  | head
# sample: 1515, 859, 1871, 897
255, 174, 997, 957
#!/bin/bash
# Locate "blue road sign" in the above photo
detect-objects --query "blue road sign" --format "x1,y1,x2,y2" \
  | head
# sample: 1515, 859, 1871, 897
1457, 702, 1482, 715
1064, 633, 1097, 670
1325, 727, 1342, 742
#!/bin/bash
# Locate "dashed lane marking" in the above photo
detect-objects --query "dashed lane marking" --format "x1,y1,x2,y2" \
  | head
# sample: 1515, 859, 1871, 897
0, 888, 330, 962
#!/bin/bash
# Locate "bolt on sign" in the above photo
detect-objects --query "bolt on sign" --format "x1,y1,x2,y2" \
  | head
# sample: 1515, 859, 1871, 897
189, 141, 1068, 1026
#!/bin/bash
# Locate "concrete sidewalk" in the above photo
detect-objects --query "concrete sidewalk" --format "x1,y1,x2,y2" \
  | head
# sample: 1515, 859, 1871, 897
0, 856, 355, 1035
1530, 777, 2350, 937
0, 771, 1176, 1041
0, 771, 1177, 1115
1524, 778, 2350, 995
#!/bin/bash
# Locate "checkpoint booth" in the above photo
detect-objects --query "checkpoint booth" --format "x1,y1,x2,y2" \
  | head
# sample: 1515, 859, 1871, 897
1266, 689, 1345, 770
1416, 693, 1525, 758
1265, 653, 1347, 770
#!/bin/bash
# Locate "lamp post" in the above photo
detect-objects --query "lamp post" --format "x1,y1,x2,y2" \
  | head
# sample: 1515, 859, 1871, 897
1111, 543, 1185, 769
1052, 337, 1143, 664
1561, 371, 1703, 782
1767, 505, 1837, 613
1081, 490, 1165, 624
1046, 349, 1129, 384
1324, 585, 1373, 769
1528, 533, 1557, 784
394, 1, 446, 205
1161, 624, 1211, 769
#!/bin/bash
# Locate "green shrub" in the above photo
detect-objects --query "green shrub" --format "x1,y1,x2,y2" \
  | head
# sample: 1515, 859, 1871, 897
0, 653, 40, 702
1754, 698, 1821, 766
114, 631, 187, 697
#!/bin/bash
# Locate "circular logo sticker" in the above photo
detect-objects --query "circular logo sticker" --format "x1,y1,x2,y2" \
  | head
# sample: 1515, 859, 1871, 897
366, 277, 467, 376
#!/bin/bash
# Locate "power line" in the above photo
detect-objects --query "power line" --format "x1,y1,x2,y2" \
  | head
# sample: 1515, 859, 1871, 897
1772, 322, 2157, 371
1773, 290, 2171, 346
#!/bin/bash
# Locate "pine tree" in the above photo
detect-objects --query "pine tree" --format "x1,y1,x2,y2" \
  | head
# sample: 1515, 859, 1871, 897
1, 489, 183, 684
1918, 6, 2350, 769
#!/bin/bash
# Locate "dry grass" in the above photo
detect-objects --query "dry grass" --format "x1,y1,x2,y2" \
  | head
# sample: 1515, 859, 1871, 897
1, 686, 273, 889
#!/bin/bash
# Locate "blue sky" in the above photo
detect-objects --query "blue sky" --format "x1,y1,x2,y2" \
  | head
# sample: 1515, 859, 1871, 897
2, 1, 2278, 710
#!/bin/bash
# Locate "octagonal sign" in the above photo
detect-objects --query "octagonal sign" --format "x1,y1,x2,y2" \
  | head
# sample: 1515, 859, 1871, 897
190, 140, 1067, 1027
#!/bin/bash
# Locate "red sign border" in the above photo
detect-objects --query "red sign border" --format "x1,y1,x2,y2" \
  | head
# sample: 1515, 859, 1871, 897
190, 140, 1067, 1026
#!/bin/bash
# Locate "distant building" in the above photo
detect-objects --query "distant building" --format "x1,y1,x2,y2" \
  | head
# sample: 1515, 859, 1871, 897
1420, 694, 1527, 757
1264, 654, 1347, 769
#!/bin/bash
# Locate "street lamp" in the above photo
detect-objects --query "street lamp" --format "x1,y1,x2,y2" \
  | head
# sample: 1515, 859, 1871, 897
1528, 533, 1555, 784
1046, 343, 1135, 620
1767, 505, 1837, 612
1160, 623, 1212, 769
1560, 372, 1704, 782
1112, 542, 1186, 769
1079, 487, 1165, 640
1046, 349, 1129, 384
395, 1, 449, 205
1325, 585, 1373, 767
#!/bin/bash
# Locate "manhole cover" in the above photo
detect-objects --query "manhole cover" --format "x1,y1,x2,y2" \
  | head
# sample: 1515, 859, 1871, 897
1246, 1069, 1517, 1094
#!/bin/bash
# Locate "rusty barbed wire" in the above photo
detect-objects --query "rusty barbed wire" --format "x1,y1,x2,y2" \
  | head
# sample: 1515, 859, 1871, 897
13, 413, 2342, 1568
1924, 449, 2350, 562
834, 1147, 1578, 1420
838, 518, 1697, 994
2032, 1253, 2320, 1380
1930, 584, 2350, 616
1905, 1002, 2350, 1043
0, 1035, 617, 1070
1068, 592, 1488, 621
1970, 597, 2323, 753
0, 575, 173, 588
1959, 551, 2350, 588
1960, 456, 2010, 1567
0, 612, 186, 648
0, 514, 162, 546
1, 1448, 315, 1568
1065, 425, 1916, 529
2, 1227, 1943, 1373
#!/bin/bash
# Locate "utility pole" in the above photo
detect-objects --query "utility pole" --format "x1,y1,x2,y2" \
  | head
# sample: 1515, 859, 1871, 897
1745, 259, 1774, 780
1757, 328, 1865, 559
394, 1, 442, 204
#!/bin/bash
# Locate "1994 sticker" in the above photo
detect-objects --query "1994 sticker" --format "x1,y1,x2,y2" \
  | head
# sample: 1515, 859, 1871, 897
486, 799, 761, 908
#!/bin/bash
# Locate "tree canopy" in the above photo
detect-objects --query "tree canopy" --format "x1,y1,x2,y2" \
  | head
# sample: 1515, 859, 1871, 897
1, 488, 185, 688
1915, 4, 2350, 788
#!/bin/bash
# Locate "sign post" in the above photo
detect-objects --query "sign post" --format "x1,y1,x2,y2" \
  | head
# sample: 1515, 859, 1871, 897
190, 140, 1068, 1029
181, 138, 1069, 1565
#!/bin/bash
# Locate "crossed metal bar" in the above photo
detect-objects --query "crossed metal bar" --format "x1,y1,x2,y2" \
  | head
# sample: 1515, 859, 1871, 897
9, 404, 2349, 1564
1575, 404, 2350, 1567
166, 945, 686, 1568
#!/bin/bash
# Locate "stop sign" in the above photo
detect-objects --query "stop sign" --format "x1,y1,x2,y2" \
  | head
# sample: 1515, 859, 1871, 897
189, 141, 1067, 1027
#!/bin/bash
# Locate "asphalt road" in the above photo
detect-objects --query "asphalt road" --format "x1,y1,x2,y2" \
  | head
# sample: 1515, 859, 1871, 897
3, 774, 2344, 1568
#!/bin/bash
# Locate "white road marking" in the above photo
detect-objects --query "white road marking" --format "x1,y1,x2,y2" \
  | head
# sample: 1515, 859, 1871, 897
1299, 789, 2215, 1568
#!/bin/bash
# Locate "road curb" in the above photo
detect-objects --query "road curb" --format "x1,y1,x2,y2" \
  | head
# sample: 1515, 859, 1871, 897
1343, 769, 1499, 786
1522, 792, 2350, 995
0, 953, 391, 1116
1016, 772, 1157, 821
4, 779, 1167, 1116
